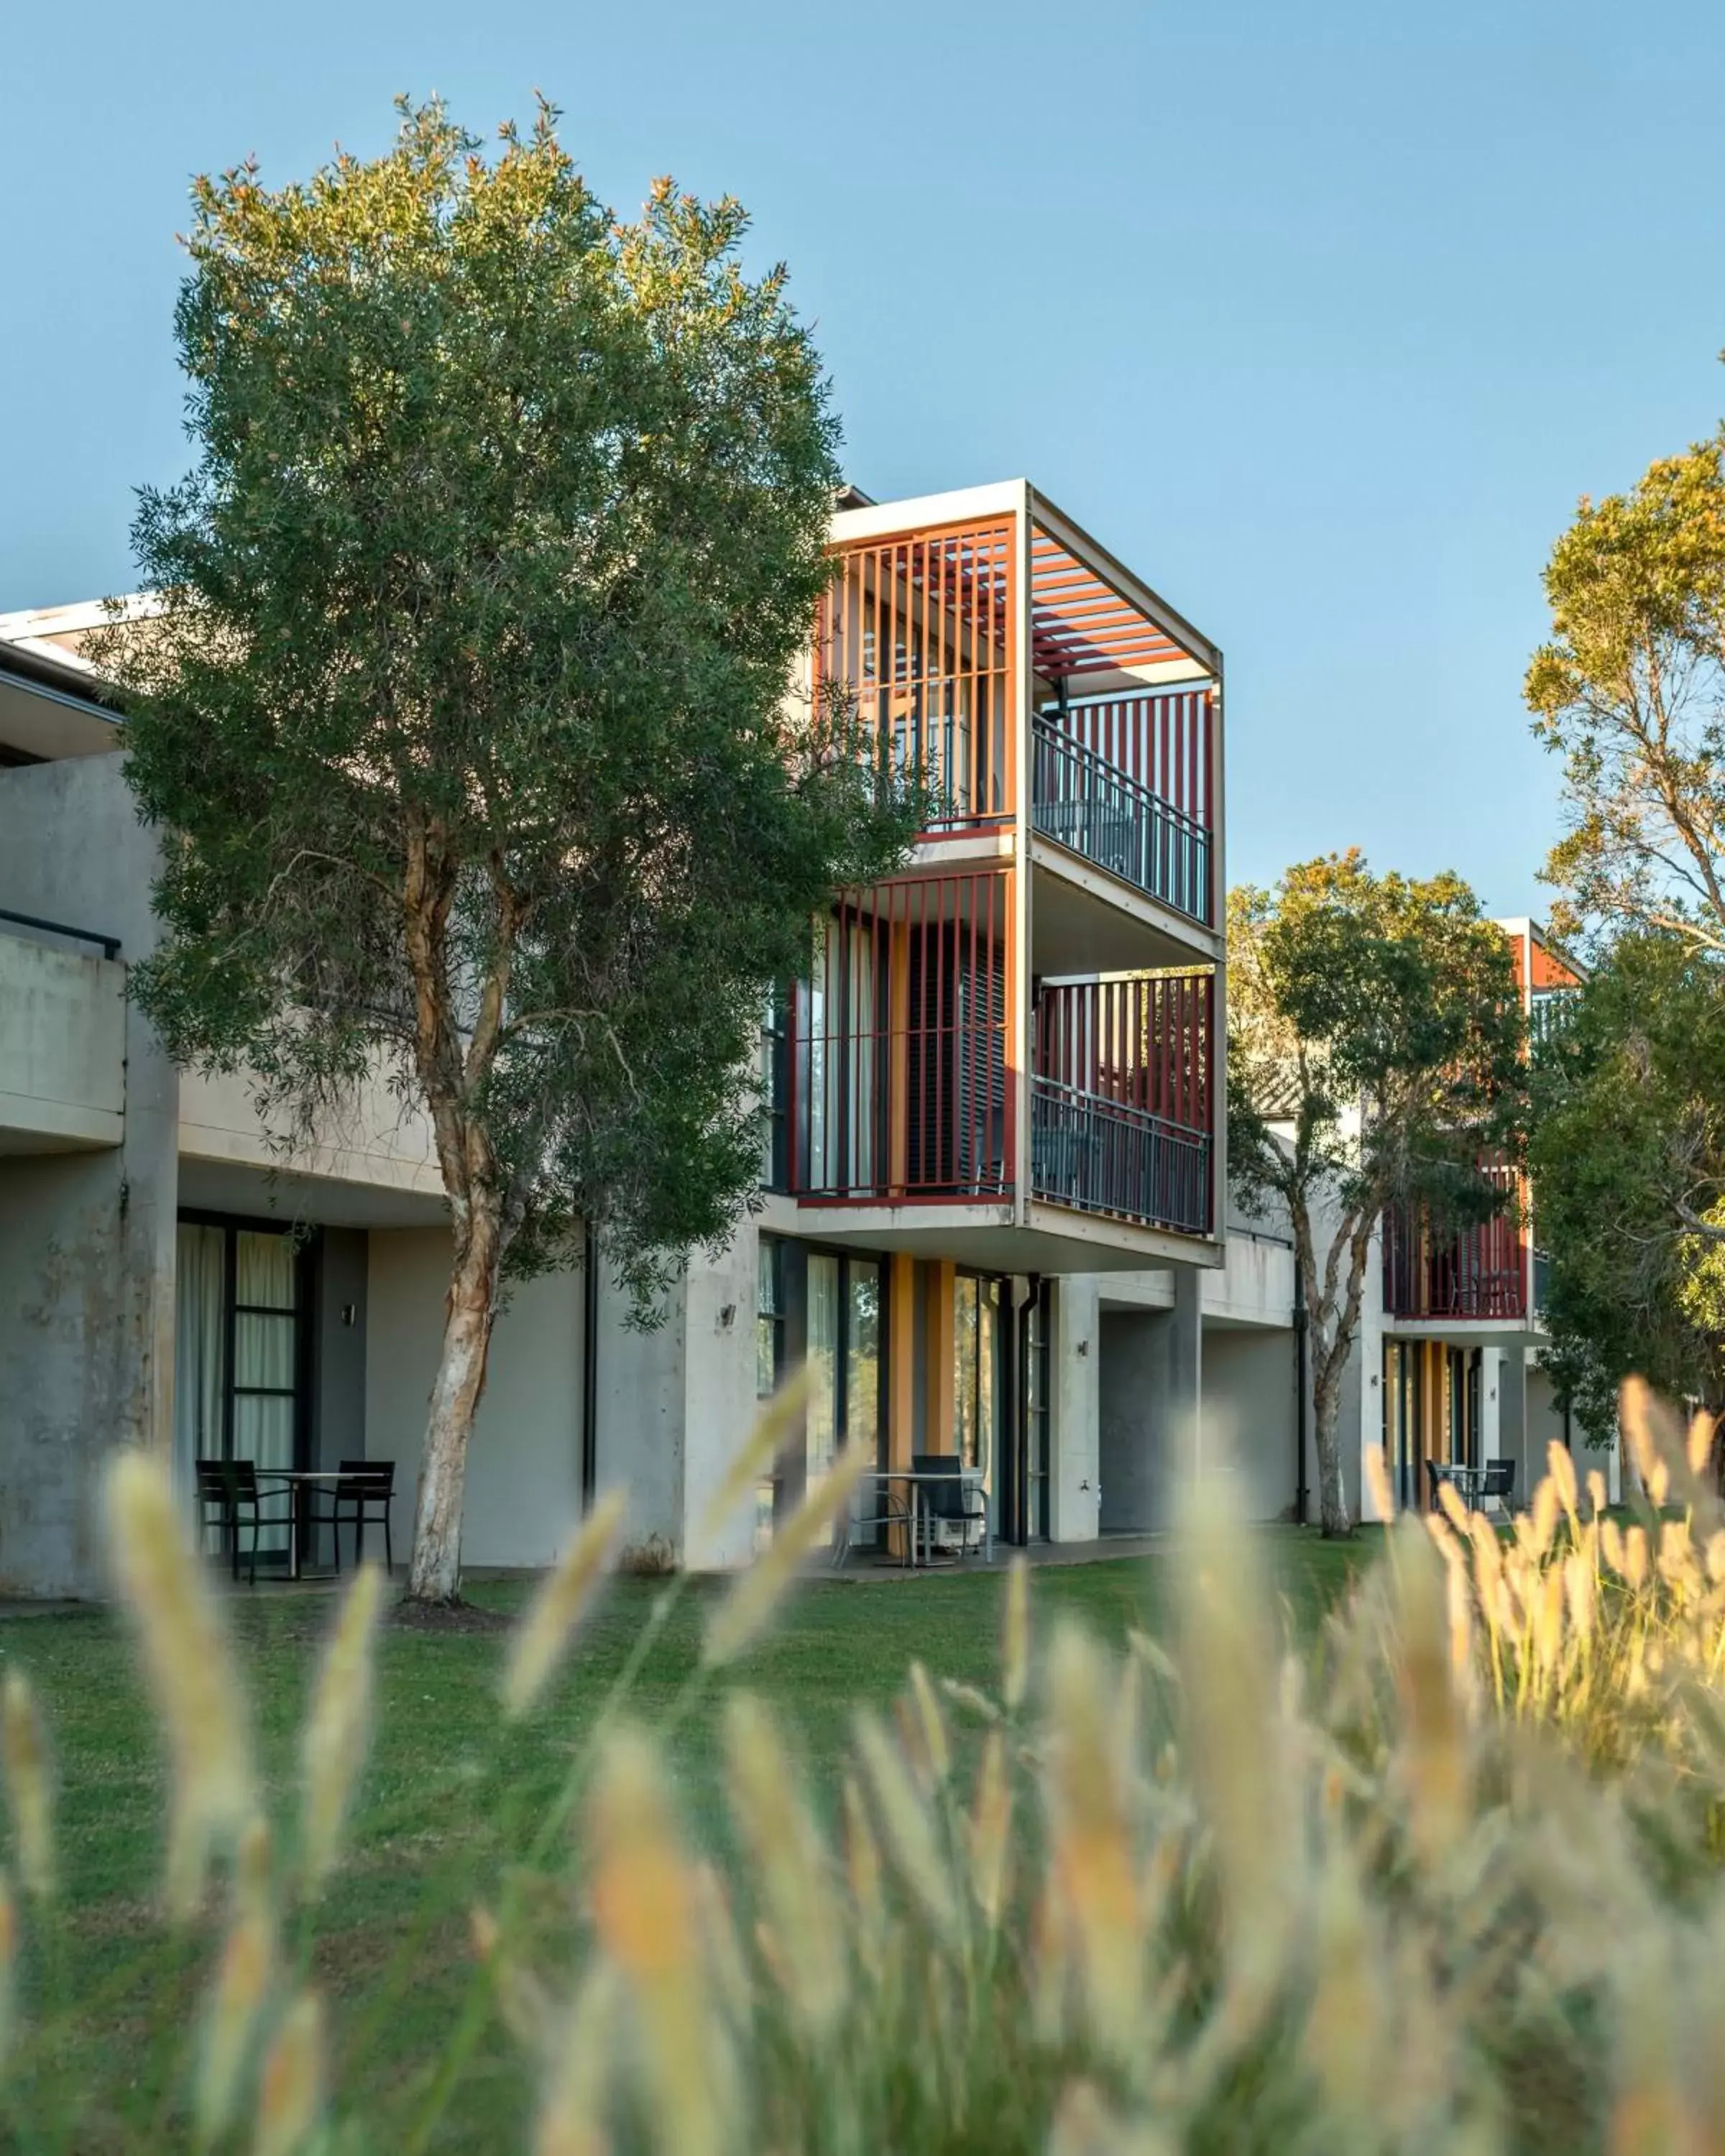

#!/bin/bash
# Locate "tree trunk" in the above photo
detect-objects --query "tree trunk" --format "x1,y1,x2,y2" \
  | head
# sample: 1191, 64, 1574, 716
1311, 1365, 1353, 1539
405, 1225, 502, 1604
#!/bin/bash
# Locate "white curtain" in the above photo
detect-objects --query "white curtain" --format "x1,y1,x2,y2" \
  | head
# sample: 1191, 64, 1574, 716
234, 1232, 297, 1552
847, 926, 877, 1192
806, 1253, 840, 1488
174, 1225, 226, 1486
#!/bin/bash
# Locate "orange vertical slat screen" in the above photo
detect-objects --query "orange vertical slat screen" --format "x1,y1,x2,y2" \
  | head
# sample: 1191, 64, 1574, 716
818, 520, 1016, 837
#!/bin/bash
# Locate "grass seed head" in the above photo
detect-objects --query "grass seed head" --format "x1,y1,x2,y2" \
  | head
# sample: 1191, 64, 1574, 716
535, 1962, 619, 2156
298, 1562, 385, 1899
694, 1366, 812, 1547
587, 1726, 726, 2156
1, 1672, 53, 1904
907, 1662, 952, 1789
967, 1727, 1013, 1929
198, 1902, 274, 2148
252, 1989, 323, 2156
722, 1693, 846, 2042
1172, 1487, 1291, 2000
1041, 1623, 1144, 2063
502, 1488, 627, 1720
1001, 1554, 1031, 1713
704, 1443, 868, 1669
853, 1706, 959, 1944
104, 1448, 257, 1918
0, 1871, 14, 2079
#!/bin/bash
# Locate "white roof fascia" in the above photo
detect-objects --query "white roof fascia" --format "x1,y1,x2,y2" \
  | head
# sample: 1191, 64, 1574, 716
829, 479, 1029, 545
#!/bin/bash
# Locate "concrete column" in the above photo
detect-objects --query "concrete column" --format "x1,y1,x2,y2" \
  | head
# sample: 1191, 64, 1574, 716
1171, 1265, 1203, 1490
1049, 1277, 1100, 1542
1497, 1345, 1528, 1496
1479, 1346, 1504, 1466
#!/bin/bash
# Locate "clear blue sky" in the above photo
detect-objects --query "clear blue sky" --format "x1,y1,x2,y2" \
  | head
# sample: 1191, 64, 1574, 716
6, 0, 1723, 915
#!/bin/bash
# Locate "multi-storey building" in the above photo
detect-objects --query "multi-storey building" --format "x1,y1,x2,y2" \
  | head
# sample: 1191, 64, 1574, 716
0, 479, 1236, 1593
1375, 918, 1591, 1512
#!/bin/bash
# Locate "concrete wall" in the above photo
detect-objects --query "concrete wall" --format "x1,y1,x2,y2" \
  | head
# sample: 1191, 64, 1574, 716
363, 1228, 586, 1571
1049, 1276, 1101, 1542
310, 1229, 369, 1471
0, 755, 178, 1593
0, 933, 124, 1146
592, 1272, 689, 1569
587, 1220, 770, 1572
1202, 1325, 1299, 1520
678, 1227, 765, 1569
0, 1151, 129, 1593
1098, 1307, 1174, 1531
179, 1064, 441, 1199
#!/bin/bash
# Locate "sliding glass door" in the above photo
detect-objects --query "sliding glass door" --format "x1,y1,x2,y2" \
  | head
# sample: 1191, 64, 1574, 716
175, 1218, 307, 1559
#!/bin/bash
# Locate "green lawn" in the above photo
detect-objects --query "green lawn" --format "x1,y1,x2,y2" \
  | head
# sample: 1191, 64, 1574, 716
0, 1531, 1370, 2152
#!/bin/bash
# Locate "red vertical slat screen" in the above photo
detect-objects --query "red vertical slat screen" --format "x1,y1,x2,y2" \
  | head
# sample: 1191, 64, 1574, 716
816, 522, 1016, 836
1029, 972, 1215, 1235
1381, 1161, 1529, 1321
1029, 685, 1217, 923
1049, 688, 1213, 830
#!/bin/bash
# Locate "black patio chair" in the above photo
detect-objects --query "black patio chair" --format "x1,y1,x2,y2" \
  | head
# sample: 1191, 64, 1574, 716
911, 1453, 990, 1564
195, 1459, 295, 1585
334, 1459, 396, 1575
1425, 1456, 1457, 1512
1481, 1458, 1516, 1515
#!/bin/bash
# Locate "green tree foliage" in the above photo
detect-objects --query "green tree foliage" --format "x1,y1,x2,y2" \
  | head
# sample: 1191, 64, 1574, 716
1530, 933, 1725, 1438
96, 99, 916, 1600
1527, 433, 1725, 952
1228, 853, 1527, 1536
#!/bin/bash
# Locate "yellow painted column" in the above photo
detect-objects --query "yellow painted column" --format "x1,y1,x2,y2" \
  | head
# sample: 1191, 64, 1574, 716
888, 1253, 916, 1473
924, 1260, 956, 1457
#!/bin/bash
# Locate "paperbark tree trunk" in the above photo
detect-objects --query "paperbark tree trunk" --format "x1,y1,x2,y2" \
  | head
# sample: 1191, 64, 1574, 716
406, 1210, 503, 1603
1310, 1361, 1353, 1539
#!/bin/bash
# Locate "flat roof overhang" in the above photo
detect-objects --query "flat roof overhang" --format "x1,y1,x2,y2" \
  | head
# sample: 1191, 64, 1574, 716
776, 1195, 1222, 1276
176, 1153, 450, 1230
1031, 849, 1222, 972
1382, 1316, 1545, 1350
0, 671, 121, 761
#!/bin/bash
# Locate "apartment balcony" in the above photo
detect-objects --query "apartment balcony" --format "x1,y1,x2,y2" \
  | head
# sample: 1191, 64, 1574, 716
763, 870, 1218, 1273
823, 483, 1223, 973
1381, 1165, 1540, 1337
0, 913, 125, 1153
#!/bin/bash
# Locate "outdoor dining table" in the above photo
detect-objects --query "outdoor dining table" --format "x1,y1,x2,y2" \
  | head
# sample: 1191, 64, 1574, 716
254, 1468, 348, 1580
840, 1468, 990, 1570
1429, 1460, 1487, 1510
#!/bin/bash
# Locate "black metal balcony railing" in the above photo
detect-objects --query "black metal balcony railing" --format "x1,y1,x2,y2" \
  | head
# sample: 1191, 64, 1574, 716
1382, 1186, 1528, 1323
1031, 714, 1212, 923
1031, 1076, 1211, 1236
0, 905, 120, 961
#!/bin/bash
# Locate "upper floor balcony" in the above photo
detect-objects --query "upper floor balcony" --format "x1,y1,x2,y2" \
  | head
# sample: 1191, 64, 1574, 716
821, 484, 1223, 967
1381, 1162, 1534, 1330
0, 911, 125, 1154
761, 865, 1219, 1273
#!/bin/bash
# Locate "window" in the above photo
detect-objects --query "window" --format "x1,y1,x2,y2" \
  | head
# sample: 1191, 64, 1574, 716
1026, 1283, 1052, 1539
759, 992, 789, 1190
755, 1239, 883, 1544
755, 1235, 786, 1398
175, 1218, 308, 1562
953, 1272, 1004, 1483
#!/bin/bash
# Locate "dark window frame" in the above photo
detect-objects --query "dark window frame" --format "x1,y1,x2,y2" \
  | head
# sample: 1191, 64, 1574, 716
178, 1210, 317, 1478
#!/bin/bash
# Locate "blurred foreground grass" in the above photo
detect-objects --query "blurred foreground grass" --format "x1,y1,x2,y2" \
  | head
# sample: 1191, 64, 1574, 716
0, 1533, 1367, 2151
